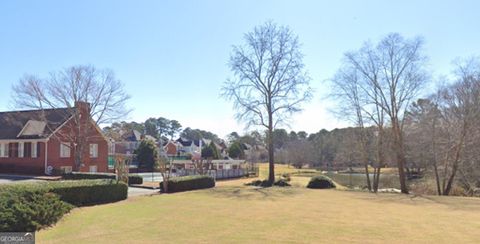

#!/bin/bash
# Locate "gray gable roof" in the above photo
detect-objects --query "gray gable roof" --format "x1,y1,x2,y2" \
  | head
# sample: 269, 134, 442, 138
176, 138, 193, 147
121, 129, 142, 142
0, 108, 75, 140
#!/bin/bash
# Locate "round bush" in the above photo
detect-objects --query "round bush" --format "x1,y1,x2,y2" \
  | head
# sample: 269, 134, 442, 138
307, 175, 336, 189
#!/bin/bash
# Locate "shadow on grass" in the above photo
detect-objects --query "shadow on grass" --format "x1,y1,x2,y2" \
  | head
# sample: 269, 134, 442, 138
208, 185, 300, 201
345, 190, 480, 211
416, 194, 480, 211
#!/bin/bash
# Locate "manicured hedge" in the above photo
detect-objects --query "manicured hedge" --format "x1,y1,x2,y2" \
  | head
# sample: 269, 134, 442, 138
63, 172, 113, 180
160, 175, 215, 193
63, 172, 143, 185
0, 184, 72, 232
307, 175, 336, 189
0, 179, 128, 232
48, 179, 128, 206
128, 175, 143, 185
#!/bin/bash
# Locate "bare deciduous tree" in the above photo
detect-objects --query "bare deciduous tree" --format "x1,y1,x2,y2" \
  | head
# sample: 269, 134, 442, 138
222, 22, 312, 184
331, 67, 385, 192
435, 58, 480, 195
157, 155, 174, 193
404, 57, 480, 196
332, 33, 428, 193
11, 65, 131, 170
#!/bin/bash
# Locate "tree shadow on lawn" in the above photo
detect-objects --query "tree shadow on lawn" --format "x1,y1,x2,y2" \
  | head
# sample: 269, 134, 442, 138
208, 185, 301, 201
416, 194, 480, 211
347, 191, 480, 211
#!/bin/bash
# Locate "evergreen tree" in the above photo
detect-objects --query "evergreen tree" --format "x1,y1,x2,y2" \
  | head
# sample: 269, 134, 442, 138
134, 139, 158, 169
228, 142, 244, 159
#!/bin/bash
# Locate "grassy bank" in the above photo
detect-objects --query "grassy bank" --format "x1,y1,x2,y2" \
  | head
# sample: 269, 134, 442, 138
38, 177, 480, 243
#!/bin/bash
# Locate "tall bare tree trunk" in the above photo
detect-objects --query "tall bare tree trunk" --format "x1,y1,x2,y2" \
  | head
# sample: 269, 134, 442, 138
432, 160, 442, 195
267, 111, 275, 185
443, 136, 464, 195
392, 120, 409, 194
372, 167, 381, 193
364, 164, 372, 191
359, 127, 372, 191
430, 121, 442, 195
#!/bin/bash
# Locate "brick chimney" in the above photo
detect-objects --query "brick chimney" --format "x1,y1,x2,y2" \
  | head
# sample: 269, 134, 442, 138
75, 101, 91, 119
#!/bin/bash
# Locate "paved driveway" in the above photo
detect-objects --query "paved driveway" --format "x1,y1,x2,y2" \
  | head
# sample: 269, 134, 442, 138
128, 187, 158, 197
0, 174, 39, 184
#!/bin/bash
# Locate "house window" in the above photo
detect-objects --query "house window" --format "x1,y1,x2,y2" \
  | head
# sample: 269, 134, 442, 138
89, 144, 98, 158
0, 143, 7, 158
60, 142, 71, 158
89, 165, 97, 173
60, 166, 72, 174
32, 142, 38, 158
18, 142, 24, 158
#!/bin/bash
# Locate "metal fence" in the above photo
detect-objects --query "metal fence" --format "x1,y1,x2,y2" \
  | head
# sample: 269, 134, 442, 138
175, 165, 259, 180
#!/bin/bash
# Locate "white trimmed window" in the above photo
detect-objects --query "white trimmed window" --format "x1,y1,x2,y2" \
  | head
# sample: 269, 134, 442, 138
89, 165, 97, 173
18, 142, 24, 158
60, 142, 71, 158
89, 144, 98, 158
32, 142, 38, 158
0, 143, 7, 158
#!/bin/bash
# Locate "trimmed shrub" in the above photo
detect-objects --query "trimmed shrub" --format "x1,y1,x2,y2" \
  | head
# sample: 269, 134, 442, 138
307, 175, 336, 189
160, 175, 215, 193
63, 172, 113, 180
128, 175, 143, 185
63, 172, 143, 185
245, 178, 290, 187
245, 179, 272, 187
0, 179, 127, 231
48, 179, 128, 206
0, 184, 73, 232
274, 178, 291, 187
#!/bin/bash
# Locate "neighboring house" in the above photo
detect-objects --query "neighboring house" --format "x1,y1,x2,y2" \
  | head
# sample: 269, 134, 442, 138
109, 129, 142, 156
241, 143, 253, 155
175, 138, 202, 155
163, 140, 180, 156
0, 102, 108, 175
167, 138, 229, 159
109, 130, 159, 155
216, 141, 228, 158
107, 130, 159, 169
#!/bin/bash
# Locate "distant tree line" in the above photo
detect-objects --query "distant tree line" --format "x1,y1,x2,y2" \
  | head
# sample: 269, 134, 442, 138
103, 118, 221, 144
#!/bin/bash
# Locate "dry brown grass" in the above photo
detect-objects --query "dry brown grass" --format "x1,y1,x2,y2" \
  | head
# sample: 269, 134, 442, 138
38, 175, 480, 244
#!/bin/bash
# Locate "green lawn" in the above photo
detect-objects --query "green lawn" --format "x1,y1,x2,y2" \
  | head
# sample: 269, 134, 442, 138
38, 177, 480, 244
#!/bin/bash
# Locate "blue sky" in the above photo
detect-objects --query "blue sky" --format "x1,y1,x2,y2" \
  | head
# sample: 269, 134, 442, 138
1, 0, 479, 138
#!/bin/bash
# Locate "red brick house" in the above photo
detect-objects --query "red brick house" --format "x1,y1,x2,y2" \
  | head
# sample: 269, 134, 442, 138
0, 102, 108, 175
163, 140, 178, 156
